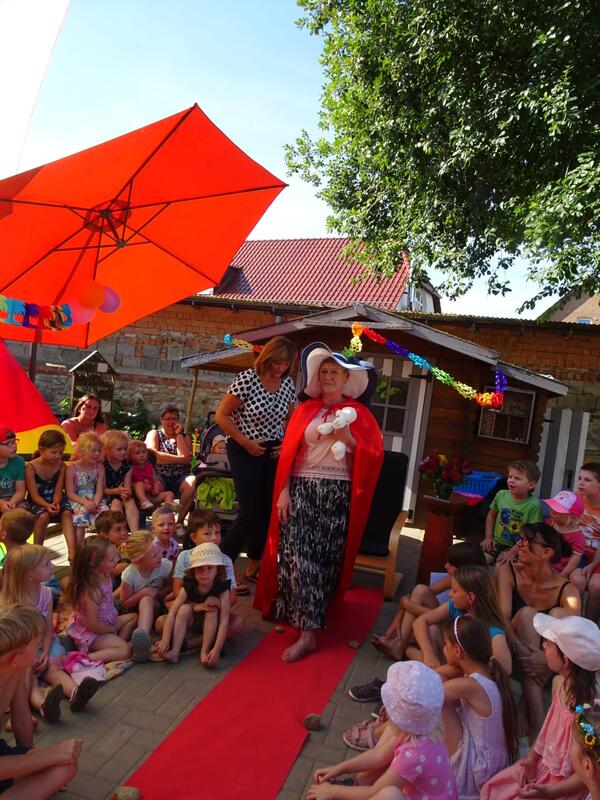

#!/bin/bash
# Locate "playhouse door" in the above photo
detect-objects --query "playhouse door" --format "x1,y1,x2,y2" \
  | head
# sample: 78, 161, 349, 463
368, 354, 432, 519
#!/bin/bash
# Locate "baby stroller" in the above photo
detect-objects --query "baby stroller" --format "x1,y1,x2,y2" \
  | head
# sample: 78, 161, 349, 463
192, 422, 238, 535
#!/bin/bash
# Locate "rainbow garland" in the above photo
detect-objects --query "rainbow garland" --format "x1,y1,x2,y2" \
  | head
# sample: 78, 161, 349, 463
223, 333, 263, 353
0, 294, 72, 330
346, 322, 507, 408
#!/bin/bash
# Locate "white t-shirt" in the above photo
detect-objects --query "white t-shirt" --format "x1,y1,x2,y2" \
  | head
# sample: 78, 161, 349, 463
121, 558, 172, 592
173, 548, 236, 589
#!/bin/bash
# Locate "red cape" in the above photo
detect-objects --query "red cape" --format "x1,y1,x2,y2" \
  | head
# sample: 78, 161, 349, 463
254, 397, 384, 619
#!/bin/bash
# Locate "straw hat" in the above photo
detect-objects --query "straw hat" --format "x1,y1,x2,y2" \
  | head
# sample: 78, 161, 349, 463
184, 543, 224, 571
380, 661, 444, 735
300, 342, 377, 404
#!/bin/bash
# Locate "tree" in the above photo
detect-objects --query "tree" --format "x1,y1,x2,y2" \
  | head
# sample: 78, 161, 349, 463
286, 0, 600, 309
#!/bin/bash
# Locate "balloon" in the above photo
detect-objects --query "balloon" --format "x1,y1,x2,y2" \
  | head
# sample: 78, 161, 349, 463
100, 286, 121, 313
78, 281, 105, 309
69, 301, 96, 325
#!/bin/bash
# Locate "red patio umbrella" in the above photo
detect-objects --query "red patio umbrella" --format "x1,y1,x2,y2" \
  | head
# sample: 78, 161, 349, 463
0, 104, 286, 348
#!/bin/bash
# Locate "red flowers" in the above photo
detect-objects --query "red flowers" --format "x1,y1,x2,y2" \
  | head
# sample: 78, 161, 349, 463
418, 453, 472, 500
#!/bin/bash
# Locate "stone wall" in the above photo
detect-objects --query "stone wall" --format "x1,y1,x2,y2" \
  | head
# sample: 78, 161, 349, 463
7, 302, 279, 428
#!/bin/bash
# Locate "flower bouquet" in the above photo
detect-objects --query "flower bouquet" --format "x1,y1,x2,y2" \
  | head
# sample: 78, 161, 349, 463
418, 453, 472, 500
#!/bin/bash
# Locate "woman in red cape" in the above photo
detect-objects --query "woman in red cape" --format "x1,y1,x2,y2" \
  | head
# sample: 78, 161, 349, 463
254, 342, 383, 662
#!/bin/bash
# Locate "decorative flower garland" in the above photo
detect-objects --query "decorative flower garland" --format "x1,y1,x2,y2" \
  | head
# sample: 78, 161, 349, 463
0, 294, 73, 330
223, 333, 263, 353
346, 322, 507, 408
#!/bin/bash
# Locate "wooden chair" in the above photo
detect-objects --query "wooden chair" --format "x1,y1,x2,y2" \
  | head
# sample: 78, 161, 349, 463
354, 450, 409, 599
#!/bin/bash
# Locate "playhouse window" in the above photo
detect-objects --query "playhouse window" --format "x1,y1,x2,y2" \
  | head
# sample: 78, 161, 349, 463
370, 366, 410, 434
478, 387, 536, 444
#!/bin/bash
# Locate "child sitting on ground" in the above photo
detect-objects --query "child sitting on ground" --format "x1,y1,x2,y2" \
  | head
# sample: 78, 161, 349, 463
482, 459, 543, 565
0, 509, 34, 572
544, 490, 586, 577
66, 536, 137, 663
0, 545, 100, 722
95, 509, 130, 591
153, 543, 230, 667
570, 462, 600, 621
571, 702, 600, 800
0, 605, 83, 797
151, 504, 179, 564
25, 430, 74, 551
440, 616, 518, 799
65, 432, 108, 560
306, 661, 458, 799
119, 532, 172, 662
482, 612, 600, 798
127, 440, 174, 511
0, 426, 26, 516
102, 429, 138, 532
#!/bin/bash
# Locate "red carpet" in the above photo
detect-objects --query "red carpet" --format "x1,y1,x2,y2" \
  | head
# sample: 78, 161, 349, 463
127, 587, 382, 799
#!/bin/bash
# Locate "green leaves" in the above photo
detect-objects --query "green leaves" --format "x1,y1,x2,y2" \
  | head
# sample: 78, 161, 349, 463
290, 0, 600, 306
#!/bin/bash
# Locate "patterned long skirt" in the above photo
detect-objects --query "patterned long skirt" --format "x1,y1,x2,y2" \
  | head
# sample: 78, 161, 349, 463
276, 476, 351, 630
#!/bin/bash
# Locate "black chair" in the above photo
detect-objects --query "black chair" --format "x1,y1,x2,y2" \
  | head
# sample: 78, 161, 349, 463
355, 450, 409, 599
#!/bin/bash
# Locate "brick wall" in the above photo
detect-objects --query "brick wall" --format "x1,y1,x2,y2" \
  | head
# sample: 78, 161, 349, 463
7, 303, 279, 427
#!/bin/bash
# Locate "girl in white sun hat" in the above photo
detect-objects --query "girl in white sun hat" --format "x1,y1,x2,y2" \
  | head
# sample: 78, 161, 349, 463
306, 661, 458, 799
152, 542, 230, 667
482, 612, 600, 799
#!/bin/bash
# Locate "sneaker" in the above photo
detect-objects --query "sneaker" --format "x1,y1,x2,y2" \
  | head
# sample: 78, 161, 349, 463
348, 677, 384, 703
70, 677, 100, 712
140, 500, 154, 511
131, 628, 152, 663
41, 684, 63, 723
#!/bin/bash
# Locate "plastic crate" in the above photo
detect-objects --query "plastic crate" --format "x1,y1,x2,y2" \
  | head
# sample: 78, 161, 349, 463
454, 471, 503, 496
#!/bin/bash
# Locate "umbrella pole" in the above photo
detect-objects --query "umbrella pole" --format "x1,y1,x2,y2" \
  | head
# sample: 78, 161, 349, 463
184, 367, 199, 432
28, 341, 38, 382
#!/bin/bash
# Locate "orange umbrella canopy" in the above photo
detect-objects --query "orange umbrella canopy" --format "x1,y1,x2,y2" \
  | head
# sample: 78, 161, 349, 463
0, 105, 286, 347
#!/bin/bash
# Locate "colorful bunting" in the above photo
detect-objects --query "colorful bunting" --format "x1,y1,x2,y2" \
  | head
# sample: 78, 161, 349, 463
223, 333, 263, 353
0, 293, 73, 330
348, 322, 507, 408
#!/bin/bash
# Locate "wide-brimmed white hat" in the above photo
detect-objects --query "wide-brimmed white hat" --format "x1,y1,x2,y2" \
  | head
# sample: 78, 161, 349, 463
380, 661, 444, 735
533, 612, 600, 671
184, 542, 224, 571
300, 342, 378, 403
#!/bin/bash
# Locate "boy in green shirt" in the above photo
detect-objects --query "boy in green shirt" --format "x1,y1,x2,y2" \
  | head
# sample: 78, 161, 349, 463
0, 428, 26, 516
482, 459, 543, 564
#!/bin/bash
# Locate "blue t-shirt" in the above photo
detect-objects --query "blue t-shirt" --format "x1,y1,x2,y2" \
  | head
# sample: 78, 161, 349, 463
448, 599, 504, 638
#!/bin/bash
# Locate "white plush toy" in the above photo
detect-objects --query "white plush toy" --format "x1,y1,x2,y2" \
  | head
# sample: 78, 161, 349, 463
317, 406, 358, 461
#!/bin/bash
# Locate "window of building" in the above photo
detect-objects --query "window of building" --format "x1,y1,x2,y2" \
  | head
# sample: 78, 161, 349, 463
577, 317, 592, 324
369, 358, 410, 434
478, 387, 536, 444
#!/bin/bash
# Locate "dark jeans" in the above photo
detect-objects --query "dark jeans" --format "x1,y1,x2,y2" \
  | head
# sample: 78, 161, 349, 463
221, 439, 279, 563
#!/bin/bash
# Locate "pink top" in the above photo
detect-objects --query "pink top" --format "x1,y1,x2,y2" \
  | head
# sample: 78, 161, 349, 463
534, 685, 577, 776
131, 462, 154, 486
554, 528, 586, 572
292, 407, 351, 481
390, 737, 458, 799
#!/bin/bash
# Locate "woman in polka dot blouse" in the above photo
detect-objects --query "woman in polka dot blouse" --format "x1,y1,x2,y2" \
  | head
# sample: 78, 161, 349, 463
215, 336, 297, 585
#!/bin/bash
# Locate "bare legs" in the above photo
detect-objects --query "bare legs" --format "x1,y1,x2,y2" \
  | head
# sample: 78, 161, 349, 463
89, 613, 136, 662
282, 630, 317, 663
372, 584, 439, 661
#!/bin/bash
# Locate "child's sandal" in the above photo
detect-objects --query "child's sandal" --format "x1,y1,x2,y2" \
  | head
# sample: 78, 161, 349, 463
41, 684, 63, 724
342, 720, 380, 751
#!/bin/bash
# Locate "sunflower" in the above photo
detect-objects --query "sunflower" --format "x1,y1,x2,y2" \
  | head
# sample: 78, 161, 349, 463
508, 521, 521, 534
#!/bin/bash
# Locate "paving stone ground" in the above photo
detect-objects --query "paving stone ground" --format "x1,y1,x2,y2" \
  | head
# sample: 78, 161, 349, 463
25, 526, 424, 799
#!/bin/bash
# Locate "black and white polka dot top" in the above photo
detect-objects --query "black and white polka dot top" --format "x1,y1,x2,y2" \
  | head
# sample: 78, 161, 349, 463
227, 369, 297, 441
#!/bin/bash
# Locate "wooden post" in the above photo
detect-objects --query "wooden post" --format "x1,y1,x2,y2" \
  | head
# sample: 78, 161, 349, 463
184, 367, 199, 432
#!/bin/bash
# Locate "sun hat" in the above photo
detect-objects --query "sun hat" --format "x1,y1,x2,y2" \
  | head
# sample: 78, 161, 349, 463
380, 661, 444, 735
300, 342, 378, 404
0, 426, 16, 443
533, 612, 600, 671
543, 490, 584, 518
184, 542, 224, 571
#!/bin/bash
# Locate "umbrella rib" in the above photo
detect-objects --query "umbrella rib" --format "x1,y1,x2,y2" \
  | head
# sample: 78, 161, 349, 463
97, 226, 215, 283
109, 105, 197, 206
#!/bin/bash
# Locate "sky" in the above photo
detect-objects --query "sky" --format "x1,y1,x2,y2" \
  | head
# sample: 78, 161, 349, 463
5, 0, 552, 318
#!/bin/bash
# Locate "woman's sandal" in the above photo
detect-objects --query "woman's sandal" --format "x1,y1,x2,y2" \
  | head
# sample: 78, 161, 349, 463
342, 719, 380, 751
241, 570, 259, 583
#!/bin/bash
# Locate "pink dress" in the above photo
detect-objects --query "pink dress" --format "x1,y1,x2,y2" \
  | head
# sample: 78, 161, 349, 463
481, 684, 588, 799
390, 737, 458, 800
66, 579, 118, 652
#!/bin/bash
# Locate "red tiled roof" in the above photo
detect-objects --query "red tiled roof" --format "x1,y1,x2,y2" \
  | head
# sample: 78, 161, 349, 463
214, 238, 410, 310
